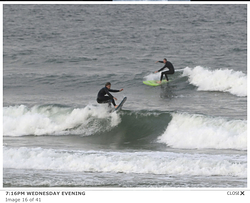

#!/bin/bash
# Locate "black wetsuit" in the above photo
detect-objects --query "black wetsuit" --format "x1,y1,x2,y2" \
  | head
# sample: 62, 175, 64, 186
158, 61, 175, 81
97, 87, 119, 106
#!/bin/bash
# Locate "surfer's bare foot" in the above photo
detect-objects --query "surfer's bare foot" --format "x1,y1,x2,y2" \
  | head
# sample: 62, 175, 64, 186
157, 81, 162, 84
115, 105, 118, 108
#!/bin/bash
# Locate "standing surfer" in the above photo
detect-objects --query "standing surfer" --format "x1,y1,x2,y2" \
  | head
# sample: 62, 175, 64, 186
155, 58, 175, 83
97, 82, 123, 108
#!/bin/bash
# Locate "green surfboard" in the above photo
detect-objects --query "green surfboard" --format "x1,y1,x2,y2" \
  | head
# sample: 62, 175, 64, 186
143, 80, 170, 86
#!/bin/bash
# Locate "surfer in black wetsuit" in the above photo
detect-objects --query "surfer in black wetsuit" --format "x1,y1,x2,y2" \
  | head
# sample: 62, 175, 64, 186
154, 58, 175, 83
97, 82, 123, 108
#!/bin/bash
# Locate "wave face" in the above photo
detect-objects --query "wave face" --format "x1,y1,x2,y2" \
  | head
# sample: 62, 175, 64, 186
182, 66, 247, 97
3, 147, 246, 177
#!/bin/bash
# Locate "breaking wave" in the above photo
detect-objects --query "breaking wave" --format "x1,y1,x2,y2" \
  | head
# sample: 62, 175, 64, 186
3, 104, 246, 151
3, 147, 246, 177
3, 104, 121, 136
158, 112, 247, 150
182, 66, 247, 97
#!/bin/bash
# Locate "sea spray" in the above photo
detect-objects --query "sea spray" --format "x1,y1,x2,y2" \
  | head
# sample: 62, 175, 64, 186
143, 72, 161, 81
182, 66, 247, 97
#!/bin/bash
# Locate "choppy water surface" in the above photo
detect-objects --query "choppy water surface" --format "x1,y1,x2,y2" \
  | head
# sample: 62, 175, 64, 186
3, 4, 247, 188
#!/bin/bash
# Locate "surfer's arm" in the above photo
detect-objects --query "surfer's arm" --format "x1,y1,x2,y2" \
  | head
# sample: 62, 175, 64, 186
157, 64, 167, 72
109, 89, 123, 100
104, 88, 115, 98
155, 61, 165, 73
109, 89, 120, 93
110, 89, 123, 92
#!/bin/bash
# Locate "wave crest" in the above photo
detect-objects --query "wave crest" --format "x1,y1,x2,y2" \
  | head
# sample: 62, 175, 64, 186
3, 104, 121, 136
158, 113, 247, 150
182, 66, 247, 97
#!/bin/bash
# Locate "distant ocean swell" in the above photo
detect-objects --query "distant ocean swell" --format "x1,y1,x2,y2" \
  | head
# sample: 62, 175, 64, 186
3, 104, 246, 151
3, 147, 246, 177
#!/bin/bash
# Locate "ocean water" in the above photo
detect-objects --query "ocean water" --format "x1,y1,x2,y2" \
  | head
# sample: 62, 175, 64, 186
114, 0, 190, 1
3, 4, 247, 188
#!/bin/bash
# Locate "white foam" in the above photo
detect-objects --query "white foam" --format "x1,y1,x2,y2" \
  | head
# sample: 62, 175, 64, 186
182, 66, 247, 97
158, 113, 247, 150
3, 104, 121, 136
143, 72, 161, 81
3, 147, 246, 177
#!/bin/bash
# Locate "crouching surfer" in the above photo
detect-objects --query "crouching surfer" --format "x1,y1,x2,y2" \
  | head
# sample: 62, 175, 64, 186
97, 82, 123, 108
155, 58, 175, 83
